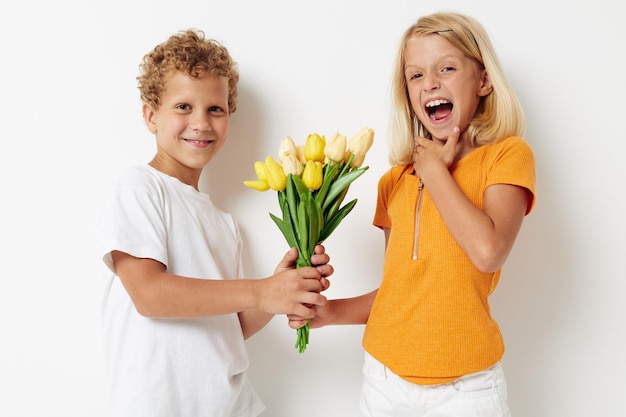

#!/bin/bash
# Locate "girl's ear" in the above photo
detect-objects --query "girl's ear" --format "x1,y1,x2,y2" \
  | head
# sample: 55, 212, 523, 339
478, 70, 493, 97
142, 103, 158, 134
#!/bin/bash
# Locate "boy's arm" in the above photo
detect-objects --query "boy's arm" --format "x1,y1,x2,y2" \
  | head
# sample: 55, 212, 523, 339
111, 249, 326, 319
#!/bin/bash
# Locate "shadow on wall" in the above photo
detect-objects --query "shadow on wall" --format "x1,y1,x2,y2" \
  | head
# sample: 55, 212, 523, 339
200, 80, 269, 276
200, 80, 266, 210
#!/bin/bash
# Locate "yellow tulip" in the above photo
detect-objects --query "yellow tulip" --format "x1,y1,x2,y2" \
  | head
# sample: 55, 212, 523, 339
254, 161, 268, 181
243, 180, 270, 191
348, 127, 374, 156
302, 161, 323, 190
303, 133, 326, 162
265, 155, 287, 191
243, 160, 270, 191
324, 132, 347, 163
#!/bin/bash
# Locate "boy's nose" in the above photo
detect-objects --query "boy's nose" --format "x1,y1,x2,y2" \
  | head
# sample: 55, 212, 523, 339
190, 113, 212, 132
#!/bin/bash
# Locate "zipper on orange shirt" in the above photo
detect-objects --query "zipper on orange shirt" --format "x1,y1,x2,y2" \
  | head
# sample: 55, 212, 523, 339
412, 179, 424, 260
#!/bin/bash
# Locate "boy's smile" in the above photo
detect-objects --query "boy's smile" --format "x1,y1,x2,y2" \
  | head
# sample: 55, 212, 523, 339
143, 72, 230, 188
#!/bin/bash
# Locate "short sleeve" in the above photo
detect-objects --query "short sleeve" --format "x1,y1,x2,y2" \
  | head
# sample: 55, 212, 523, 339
486, 137, 537, 215
98, 168, 168, 273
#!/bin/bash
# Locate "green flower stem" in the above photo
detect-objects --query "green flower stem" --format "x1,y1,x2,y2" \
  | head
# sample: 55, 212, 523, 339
268, 160, 369, 353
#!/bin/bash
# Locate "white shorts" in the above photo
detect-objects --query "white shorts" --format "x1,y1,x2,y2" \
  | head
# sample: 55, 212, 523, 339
359, 352, 511, 417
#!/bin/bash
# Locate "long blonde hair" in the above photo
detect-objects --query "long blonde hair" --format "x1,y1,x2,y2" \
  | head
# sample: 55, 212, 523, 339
388, 12, 525, 165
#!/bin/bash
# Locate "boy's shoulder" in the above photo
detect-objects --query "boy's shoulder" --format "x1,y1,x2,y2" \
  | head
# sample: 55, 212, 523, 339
115, 165, 162, 187
107, 165, 171, 199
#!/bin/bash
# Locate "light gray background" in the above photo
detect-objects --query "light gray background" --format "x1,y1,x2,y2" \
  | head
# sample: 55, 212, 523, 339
1, 1, 624, 416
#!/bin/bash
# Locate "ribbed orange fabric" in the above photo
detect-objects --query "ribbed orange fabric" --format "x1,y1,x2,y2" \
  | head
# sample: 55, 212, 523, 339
363, 137, 536, 385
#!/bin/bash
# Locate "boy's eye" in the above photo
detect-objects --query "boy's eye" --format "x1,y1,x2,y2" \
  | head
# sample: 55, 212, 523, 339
176, 104, 191, 111
442, 66, 455, 72
209, 106, 224, 113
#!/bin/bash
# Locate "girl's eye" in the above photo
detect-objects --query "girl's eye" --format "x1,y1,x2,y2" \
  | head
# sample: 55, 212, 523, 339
442, 66, 455, 73
408, 73, 422, 81
209, 106, 224, 113
176, 104, 191, 111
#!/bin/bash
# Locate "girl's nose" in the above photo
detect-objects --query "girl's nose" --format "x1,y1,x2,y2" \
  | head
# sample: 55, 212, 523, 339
422, 73, 440, 91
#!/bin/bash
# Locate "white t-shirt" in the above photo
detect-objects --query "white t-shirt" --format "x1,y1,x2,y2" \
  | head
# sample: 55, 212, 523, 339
98, 165, 264, 417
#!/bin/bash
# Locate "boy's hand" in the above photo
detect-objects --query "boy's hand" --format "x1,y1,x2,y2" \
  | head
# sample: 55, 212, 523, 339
258, 266, 327, 318
274, 245, 332, 292
284, 244, 335, 329
257, 245, 333, 319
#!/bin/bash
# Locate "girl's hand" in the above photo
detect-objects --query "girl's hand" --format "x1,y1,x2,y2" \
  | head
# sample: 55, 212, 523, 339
413, 127, 460, 177
287, 301, 331, 330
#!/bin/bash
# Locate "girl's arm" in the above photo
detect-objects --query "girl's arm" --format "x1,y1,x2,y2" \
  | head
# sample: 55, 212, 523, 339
287, 228, 387, 330
415, 129, 531, 272
288, 290, 378, 330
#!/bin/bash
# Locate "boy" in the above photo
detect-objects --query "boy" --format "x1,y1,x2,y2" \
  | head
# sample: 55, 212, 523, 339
98, 29, 331, 417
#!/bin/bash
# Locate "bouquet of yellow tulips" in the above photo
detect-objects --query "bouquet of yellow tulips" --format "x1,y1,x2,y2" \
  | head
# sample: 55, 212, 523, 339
244, 127, 374, 352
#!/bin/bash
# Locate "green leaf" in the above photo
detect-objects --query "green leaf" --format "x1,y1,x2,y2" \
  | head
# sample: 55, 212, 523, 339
342, 154, 355, 175
277, 189, 286, 208
319, 198, 358, 243
270, 210, 297, 249
324, 186, 349, 220
297, 198, 309, 260
323, 166, 369, 211
291, 174, 310, 197
308, 198, 321, 253
313, 161, 341, 207
285, 175, 299, 239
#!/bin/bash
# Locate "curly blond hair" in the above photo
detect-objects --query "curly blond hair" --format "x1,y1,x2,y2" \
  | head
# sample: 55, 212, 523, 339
137, 29, 239, 113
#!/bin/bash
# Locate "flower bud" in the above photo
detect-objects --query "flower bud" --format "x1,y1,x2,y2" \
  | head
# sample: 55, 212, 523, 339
303, 133, 326, 162
278, 136, 298, 161
278, 136, 303, 176
296, 145, 306, 164
347, 151, 366, 168
302, 161, 323, 190
243, 161, 270, 191
324, 132, 347, 163
264, 156, 287, 191
281, 152, 303, 176
348, 127, 374, 156
243, 180, 270, 191
254, 161, 268, 181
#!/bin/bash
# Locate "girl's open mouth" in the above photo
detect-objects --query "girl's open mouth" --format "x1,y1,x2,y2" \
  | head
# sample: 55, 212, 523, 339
425, 99, 453, 121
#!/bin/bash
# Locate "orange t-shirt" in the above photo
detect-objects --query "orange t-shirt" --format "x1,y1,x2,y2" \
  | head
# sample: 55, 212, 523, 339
363, 136, 536, 385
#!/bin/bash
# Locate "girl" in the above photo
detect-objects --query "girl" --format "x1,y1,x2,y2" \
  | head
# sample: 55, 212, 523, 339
289, 12, 536, 417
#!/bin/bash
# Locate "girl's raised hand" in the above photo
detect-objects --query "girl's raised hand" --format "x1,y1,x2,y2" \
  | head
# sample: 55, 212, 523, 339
413, 127, 460, 177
